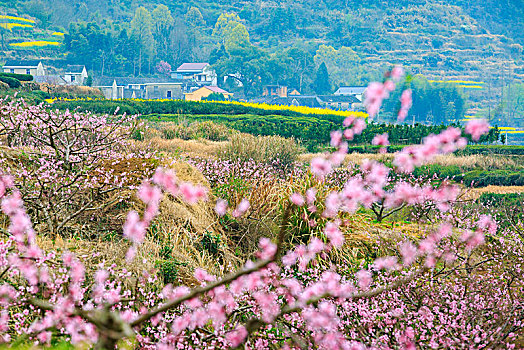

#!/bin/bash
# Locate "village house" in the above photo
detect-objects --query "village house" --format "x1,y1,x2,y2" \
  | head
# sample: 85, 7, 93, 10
264, 95, 323, 108
317, 94, 361, 110
334, 86, 367, 101
184, 85, 233, 101
172, 63, 217, 86
2, 60, 45, 76
258, 93, 361, 111
94, 77, 183, 100
63, 65, 88, 85
263, 85, 288, 98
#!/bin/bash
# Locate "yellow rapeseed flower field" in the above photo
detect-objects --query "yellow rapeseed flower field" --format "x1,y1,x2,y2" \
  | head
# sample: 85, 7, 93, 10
428, 79, 485, 85
205, 100, 368, 118
46, 97, 368, 118
0, 23, 33, 31
52, 32, 65, 36
0, 15, 35, 23
10, 41, 61, 47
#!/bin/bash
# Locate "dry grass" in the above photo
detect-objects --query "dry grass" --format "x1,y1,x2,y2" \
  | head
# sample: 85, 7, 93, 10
222, 133, 305, 167
432, 154, 520, 170
155, 121, 235, 142
0, 158, 241, 287
462, 185, 524, 200
130, 137, 226, 158
299, 152, 393, 166
300, 152, 521, 170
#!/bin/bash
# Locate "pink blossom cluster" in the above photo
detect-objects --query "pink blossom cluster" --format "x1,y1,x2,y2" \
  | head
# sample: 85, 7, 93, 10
0, 71, 519, 349
363, 66, 410, 120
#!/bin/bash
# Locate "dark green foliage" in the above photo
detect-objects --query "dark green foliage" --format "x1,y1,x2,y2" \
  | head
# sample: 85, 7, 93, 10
460, 170, 524, 187
202, 92, 226, 101
198, 232, 221, 257
477, 192, 524, 208
314, 62, 331, 94
0, 76, 21, 88
412, 164, 463, 179
458, 145, 524, 156
155, 259, 180, 284
0, 72, 33, 81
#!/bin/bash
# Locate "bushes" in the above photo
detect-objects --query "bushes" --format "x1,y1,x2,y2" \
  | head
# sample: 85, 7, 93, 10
0, 72, 33, 81
0, 76, 21, 88
412, 164, 463, 179
477, 192, 524, 207
458, 145, 524, 156
461, 170, 524, 187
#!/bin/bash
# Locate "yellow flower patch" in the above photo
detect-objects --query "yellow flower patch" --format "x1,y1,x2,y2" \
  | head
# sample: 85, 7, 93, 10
0, 23, 33, 31
0, 15, 35, 23
10, 41, 61, 47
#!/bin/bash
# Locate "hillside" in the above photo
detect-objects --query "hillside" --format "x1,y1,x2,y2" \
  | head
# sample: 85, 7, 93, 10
0, 0, 522, 124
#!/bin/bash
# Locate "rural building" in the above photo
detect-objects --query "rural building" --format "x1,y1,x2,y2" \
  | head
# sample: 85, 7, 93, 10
334, 86, 367, 101
2, 60, 45, 76
184, 86, 233, 101
288, 89, 301, 96
172, 63, 217, 86
63, 65, 88, 85
265, 96, 323, 108
317, 94, 361, 110
94, 77, 183, 100
263, 85, 288, 98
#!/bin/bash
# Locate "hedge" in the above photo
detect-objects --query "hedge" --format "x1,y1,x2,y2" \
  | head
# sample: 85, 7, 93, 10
477, 192, 524, 207
0, 72, 33, 81
53, 99, 503, 147
146, 113, 338, 151
459, 170, 524, 187
0, 76, 21, 88
345, 145, 524, 156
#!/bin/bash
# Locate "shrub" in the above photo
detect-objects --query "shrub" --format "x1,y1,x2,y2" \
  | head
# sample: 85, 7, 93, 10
0, 72, 33, 81
0, 76, 21, 88
155, 259, 181, 284
477, 192, 524, 207
461, 170, 524, 187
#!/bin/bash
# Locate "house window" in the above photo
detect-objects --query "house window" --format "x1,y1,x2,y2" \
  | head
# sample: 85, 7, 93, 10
71, 75, 76, 82
26, 69, 30, 75
167, 90, 172, 98
10, 69, 14, 73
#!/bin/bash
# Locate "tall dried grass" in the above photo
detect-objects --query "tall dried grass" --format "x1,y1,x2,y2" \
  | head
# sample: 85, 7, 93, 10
300, 152, 521, 170
129, 137, 226, 158
221, 134, 305, 169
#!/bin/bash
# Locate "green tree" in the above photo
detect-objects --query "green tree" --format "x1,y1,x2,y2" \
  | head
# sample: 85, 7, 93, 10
185, 6, 205, 27
314, 45, 363, 86
314, 62, 331, 94
224, 23, 250, 51
213, 12, 242, 43
152, 5, 174, 62
131, 6, 155, 76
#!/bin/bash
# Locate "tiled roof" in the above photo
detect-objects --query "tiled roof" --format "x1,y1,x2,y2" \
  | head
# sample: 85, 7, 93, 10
3, 59, 41, 68
177, 63, 209, 71
65, 65, 85, 73
317, 94, 360, 103
334, 86, 367, 95
205, 85, 229, 93
268, 96, 322, 108
94, 76, 174, 86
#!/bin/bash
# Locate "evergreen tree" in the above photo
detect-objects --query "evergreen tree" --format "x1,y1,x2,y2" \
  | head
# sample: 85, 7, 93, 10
314, 62, 331, 94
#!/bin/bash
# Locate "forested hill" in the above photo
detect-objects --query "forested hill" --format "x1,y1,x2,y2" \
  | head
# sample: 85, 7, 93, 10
0, 0, 522, 105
